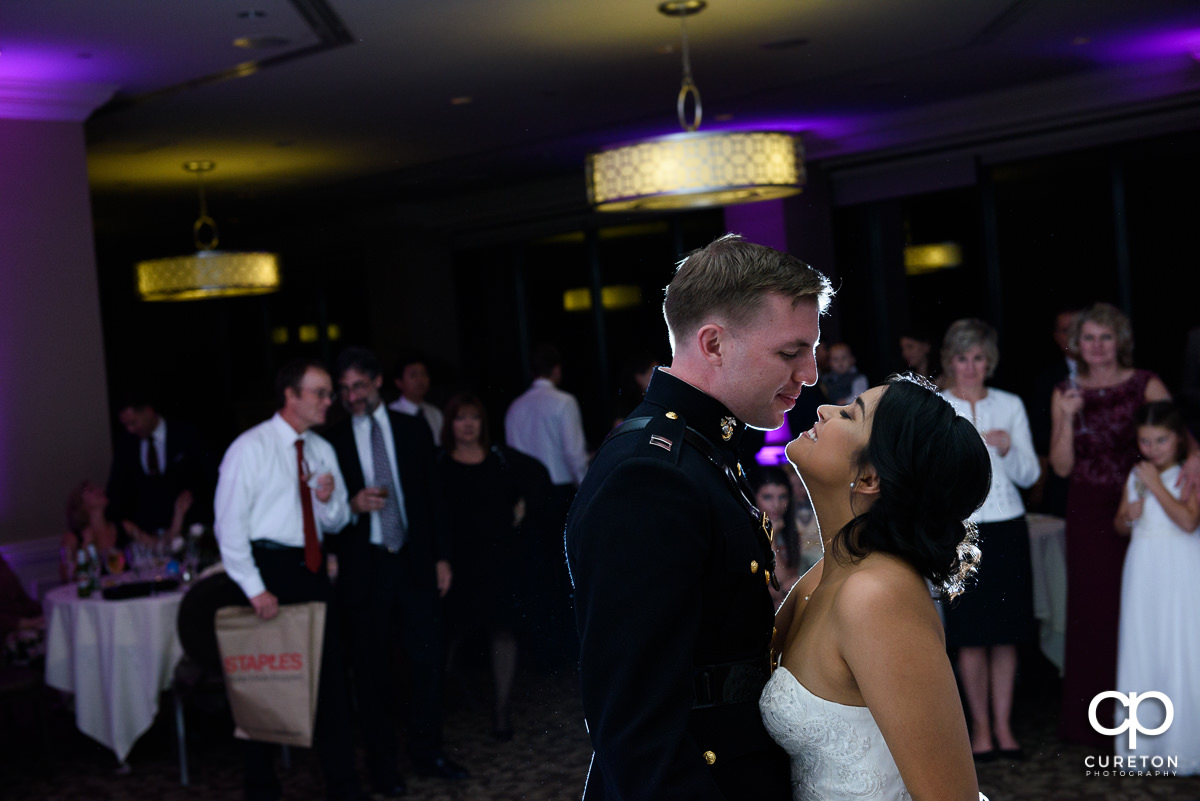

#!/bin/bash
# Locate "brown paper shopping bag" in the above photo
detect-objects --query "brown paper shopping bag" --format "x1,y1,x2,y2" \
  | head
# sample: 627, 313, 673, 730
214, 602, 325, 747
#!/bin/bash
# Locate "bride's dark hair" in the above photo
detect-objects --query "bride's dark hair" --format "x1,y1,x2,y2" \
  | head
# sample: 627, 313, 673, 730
834, 374, 991, 597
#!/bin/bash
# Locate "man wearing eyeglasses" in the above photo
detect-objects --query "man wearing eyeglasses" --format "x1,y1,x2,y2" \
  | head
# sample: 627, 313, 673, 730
214, 357, 365, 801
324, 346, 465, 799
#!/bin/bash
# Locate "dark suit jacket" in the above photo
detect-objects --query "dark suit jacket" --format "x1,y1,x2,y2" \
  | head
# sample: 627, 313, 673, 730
324, 409, 449, 600
106, 418, 214, 532
565, 369, 789, 801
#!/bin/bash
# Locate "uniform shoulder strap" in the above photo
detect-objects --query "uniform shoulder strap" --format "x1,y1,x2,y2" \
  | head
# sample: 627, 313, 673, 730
604, 413, 685, 465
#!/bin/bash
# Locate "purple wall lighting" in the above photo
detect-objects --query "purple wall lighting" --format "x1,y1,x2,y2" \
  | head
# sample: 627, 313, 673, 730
1094, 26, 1200, 64
755, 418, 794, 466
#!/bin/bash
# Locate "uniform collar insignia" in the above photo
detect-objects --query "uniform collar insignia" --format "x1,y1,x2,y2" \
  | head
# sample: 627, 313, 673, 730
720, 415, 738, 441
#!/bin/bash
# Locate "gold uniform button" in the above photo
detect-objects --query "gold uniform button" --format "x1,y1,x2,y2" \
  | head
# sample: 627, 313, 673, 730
765, 569, 772, 586
703, 750, 716, 765
750, 560, 759, 574
665, 411, 678, 420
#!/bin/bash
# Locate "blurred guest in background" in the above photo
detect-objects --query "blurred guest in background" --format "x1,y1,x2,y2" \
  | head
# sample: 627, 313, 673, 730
438, 393, 551, 740
327, 348, 465, 794
59, 481, 179, 582
1026, 307, 1079, 516
1182, 325, 1200, 439
214, 357, 364, 801
106, 390, 213, 534
818, 343, 868, 405
1112, 401, 1200, 775
0, 553, 44, 669
505, 344, 589, 498
899, 328, 941, 387
388, 353, 445, 446
939, 318, 1040, 761
753, 467, 802, 609
1049, 302, 1195, 747
505, 343, 588, 668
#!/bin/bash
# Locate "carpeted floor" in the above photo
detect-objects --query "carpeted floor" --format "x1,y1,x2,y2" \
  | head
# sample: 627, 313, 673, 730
3, 656, 1199, 801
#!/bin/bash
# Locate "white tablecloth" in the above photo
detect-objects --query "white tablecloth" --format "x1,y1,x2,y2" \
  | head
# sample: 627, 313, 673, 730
1026, 513, 1067, 675
43, 582, 185, 761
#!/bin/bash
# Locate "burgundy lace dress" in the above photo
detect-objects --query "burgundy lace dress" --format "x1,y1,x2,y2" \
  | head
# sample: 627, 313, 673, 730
1058, 369, 1154, 747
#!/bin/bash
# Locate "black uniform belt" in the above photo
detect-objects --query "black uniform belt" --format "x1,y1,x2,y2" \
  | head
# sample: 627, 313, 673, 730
692, 654, 773, 708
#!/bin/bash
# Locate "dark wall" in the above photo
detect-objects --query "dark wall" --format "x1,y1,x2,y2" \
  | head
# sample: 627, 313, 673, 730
93, 129, 1200, 466
826, 131, 1199, 411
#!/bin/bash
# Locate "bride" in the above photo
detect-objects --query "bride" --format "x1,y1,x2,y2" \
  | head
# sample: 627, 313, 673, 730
761, 376, 992, 800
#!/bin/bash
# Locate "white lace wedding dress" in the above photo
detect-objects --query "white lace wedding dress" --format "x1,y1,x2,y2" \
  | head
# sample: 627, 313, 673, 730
760, 666, 989, 800
760, 666, 912, 800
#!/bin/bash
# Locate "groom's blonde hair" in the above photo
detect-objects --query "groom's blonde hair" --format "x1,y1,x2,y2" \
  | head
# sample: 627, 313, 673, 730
663, 234, 832, 352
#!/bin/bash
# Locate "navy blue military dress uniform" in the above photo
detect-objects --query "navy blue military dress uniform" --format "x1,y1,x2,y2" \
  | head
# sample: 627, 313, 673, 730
565, 368, 790, 801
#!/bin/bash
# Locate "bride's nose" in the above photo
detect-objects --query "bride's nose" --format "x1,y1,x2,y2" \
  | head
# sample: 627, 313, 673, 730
815, 405, 832, 422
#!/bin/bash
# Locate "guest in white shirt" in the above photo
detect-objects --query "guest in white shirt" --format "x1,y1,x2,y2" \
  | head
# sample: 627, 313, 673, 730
504, 343, 589, 669
387, 354, 445, 445
504, 344, 589, 490
938, 319, 1041, 764
214, 358, 364, 801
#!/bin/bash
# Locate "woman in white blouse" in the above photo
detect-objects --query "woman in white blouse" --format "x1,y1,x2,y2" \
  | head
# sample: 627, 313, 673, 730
939, 319, 1041, 763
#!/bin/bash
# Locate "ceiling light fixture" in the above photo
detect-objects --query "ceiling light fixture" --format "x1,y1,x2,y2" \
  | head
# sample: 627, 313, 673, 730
135, 161, 281, 301
585, 0, 804, 212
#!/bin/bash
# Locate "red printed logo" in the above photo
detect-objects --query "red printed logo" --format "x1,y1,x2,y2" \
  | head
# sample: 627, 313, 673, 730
223, 653, 305, 673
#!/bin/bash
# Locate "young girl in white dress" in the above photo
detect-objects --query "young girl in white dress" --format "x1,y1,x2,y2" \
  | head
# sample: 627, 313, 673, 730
762, 376, 992, 801
1113, 401, 1200, 774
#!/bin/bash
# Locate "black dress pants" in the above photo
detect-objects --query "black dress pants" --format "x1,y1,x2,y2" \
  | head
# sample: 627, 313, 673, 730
344, 546, 444, 789
244, 544, 360, 801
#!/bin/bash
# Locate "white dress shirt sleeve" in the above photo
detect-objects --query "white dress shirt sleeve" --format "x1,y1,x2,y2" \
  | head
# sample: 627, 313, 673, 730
307, 434, 351, 534
214, 435, 267, 600
998, 394, 1041, 489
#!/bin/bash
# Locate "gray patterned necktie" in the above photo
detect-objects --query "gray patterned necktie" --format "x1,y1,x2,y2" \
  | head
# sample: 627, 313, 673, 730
370, 415, 406, 551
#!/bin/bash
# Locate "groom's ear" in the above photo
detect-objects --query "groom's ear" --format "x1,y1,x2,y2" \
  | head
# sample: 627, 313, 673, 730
696, 323, 725, 366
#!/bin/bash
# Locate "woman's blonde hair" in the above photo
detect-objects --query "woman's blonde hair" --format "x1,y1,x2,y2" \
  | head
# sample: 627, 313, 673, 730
1070, 302, 1134, 375
65, 481, 94, 535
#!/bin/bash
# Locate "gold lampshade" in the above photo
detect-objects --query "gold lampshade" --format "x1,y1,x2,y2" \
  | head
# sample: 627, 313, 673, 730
136, 250, 281, 301
586, 130, 805, 212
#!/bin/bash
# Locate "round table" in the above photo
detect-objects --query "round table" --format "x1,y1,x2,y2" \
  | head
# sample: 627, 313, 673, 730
43, 581, 185, 762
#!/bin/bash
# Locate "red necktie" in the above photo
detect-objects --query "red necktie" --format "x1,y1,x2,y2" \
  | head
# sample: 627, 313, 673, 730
295, 439, 321, 573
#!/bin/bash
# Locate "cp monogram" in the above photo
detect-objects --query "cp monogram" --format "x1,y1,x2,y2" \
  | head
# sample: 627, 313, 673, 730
1088, 691, 1174, 749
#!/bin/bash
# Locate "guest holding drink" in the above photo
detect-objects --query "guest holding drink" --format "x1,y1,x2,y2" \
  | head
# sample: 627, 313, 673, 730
938, 319, 1040, 761
1049, 302, 1198, 746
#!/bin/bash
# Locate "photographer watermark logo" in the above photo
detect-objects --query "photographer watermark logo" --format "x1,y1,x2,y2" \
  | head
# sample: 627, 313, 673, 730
1083, 690, 1179, 778
1089, 690, 1173, 749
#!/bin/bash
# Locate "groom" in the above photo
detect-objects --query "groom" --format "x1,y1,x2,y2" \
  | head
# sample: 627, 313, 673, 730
565, 234, 832, 800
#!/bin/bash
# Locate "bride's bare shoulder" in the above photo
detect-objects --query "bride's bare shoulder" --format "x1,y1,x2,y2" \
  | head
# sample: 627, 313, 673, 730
831, 554, 942, 636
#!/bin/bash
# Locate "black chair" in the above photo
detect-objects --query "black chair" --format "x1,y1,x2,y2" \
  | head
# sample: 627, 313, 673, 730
0, 665, 51, 766
174, 571, 294, 785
